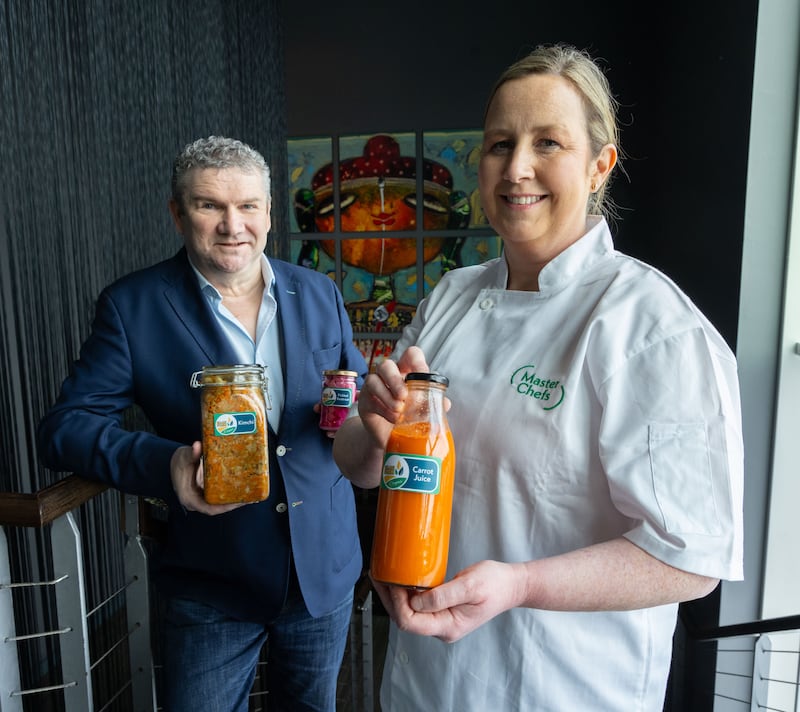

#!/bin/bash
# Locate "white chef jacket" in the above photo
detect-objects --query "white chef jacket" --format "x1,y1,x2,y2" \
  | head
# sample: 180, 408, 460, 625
381, 216, 744, 712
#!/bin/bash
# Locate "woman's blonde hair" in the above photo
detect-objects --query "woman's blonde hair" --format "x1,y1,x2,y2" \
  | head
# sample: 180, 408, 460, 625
485, 43, 621, 218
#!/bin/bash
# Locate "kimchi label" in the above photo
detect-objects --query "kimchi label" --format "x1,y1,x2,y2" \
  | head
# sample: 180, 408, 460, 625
213, 412, 258, 436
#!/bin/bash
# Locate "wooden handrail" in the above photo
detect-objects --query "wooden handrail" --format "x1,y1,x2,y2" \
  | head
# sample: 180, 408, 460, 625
0, 475, 108, 528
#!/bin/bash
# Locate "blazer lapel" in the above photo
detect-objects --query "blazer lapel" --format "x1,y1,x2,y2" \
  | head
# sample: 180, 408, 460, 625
161, 251, 239, 366
273, 268, 309, 407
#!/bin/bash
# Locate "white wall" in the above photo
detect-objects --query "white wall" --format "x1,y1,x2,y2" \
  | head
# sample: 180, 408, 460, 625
762, 65, 800, 619
727, 0, 800, 626
715, 4, 799, 709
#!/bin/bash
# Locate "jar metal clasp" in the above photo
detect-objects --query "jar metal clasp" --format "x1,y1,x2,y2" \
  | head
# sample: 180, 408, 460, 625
189, 365, 272, 410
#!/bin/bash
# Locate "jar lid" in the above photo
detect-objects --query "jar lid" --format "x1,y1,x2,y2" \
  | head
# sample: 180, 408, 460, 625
405, 372, 449, 387
204, 363, 264, 373
189, 364, 267, 388
323, 370, 358, 377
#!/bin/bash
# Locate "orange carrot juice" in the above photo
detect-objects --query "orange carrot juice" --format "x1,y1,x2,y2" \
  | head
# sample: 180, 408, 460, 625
371, 420, 456, 589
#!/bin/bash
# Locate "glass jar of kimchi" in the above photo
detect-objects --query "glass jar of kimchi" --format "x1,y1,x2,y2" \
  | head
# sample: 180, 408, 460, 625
189, 364, 270, 505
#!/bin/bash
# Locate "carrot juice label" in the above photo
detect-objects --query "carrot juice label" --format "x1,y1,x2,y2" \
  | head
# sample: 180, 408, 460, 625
382, 454, 441, 494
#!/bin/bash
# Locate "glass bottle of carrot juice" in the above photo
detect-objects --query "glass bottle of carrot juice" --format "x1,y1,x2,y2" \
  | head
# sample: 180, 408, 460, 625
371, 372, 455, 589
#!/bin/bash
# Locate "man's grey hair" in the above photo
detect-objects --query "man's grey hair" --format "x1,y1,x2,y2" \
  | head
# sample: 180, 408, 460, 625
171, 136, 271, 209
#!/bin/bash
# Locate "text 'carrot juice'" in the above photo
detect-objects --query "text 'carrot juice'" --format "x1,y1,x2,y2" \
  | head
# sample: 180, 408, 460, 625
371, 372, 455, 589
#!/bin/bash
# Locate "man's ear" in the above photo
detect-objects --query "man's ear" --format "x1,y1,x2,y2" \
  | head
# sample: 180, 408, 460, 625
168, 199, 183, 233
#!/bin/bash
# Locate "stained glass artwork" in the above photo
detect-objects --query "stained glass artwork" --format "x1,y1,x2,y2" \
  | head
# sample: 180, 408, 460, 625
288, 130, 501, 370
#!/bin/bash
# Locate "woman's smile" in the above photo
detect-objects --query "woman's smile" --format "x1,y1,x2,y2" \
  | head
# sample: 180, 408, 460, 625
504, 194, 545, 206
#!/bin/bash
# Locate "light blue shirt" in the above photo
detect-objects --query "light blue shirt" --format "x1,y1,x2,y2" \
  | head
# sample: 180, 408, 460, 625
190, 255, 285, 432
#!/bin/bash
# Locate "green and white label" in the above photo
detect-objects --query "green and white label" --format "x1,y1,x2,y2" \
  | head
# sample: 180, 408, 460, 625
381, 453, 441, 494
213, 412, 257, 436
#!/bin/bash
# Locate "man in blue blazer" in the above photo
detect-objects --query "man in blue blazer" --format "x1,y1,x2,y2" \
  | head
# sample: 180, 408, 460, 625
37, 136, 368, 712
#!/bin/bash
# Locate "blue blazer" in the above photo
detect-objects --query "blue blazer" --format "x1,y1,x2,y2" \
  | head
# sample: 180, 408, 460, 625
37, 249, 368, 621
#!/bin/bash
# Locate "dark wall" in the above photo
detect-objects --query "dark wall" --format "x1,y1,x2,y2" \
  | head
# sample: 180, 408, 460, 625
0, 0, 288, 493
283, 0, 758, 347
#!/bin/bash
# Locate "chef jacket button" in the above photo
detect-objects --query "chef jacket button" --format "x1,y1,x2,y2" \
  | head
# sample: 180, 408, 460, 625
479, 298, 493, 310
276, 502, 288, 513
276, 445, 287, 456
399, 651, 409, 664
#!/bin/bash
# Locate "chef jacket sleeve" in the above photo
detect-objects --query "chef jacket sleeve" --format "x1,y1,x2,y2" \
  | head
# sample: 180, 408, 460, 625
596, 326, 744, 580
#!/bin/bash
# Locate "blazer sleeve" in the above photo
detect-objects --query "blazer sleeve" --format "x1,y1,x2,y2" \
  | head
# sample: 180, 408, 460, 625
37, 286, 184, 503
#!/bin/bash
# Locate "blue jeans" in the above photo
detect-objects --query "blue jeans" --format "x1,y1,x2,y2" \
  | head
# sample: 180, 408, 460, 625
161, 589, 353, 712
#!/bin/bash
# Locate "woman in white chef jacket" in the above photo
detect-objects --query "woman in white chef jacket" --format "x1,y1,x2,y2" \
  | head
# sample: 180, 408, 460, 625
334, 42, 744, 712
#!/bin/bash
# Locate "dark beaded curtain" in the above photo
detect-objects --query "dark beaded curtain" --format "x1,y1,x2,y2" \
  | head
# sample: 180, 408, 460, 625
0, 0, 287, 707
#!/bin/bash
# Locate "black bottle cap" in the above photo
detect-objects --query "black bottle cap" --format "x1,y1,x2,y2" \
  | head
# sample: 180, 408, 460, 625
405, 372, 449, 387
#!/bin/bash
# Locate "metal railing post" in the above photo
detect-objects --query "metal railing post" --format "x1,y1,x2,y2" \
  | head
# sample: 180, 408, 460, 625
359, 589, 374, 712
51, 512, 93, 711
0, 527, 23, 712
123, 495, 157, 711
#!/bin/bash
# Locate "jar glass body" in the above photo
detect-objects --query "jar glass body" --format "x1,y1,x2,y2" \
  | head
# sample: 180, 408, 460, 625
319, 369, 358, 431
370, 373, 455, 588
190, 364, 270, 504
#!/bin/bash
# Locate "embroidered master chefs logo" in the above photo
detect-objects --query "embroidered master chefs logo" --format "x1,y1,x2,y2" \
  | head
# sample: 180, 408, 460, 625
510, 365, 565, 410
